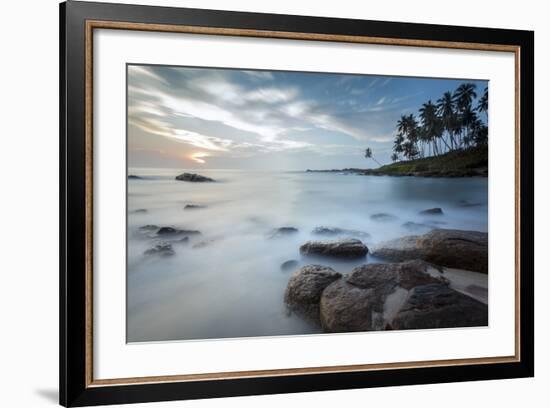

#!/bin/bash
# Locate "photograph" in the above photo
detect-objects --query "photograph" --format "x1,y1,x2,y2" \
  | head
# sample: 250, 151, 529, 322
126, 64, 489, 342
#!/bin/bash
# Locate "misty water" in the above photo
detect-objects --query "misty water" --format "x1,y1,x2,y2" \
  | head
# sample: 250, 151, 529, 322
127, 168, 488, 343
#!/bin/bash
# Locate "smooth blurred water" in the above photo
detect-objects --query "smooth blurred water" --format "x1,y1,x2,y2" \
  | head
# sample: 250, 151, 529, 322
127, 168, 488, 342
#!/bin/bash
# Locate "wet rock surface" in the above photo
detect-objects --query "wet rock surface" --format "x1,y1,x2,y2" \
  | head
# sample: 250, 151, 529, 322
371, 229, 488, 273
285, 260, 487, 333
175, 173, 215, 182
300, 238, 368, 259
311, 226, 369, 238
284, 265, 342, 320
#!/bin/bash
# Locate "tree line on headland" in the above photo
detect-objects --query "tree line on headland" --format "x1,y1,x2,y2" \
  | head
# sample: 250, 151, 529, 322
365, 83, 488, 166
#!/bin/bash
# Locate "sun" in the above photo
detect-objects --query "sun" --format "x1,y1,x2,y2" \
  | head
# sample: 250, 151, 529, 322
190, 152, 209, 164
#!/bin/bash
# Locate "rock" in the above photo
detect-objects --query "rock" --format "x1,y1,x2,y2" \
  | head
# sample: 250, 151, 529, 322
320, 280, 373, 332
157, 226, 201, 237
184, 204, 207, 210
390, 283, 488, 330
175, 172, 214, 182
128, 175, 142, 180
175, 236, 189, 244
281, 260, 299, 271
192, 240, 215, 249
370, 213, 398, 222
311, 226, 370, 238
139, 224, 159, 232
300, 238, 368, 259
284, 265, 342, 320
371, 229, 488, 273
420, 207, 444, 215
458, 200, 483, 208
269, 227, 299, 238
319, 260, 449, 332
143, 241, 175, 257
132, 208, 148, 214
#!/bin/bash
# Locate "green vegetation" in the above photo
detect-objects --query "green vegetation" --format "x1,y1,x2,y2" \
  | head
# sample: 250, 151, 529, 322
365, 145, 488, 177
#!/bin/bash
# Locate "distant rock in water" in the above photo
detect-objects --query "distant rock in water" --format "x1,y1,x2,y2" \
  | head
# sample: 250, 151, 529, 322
371, 229, 488, 273
157, 226, 201, 237
300, 238, 368, 259
132, 208, 148, 214
284, 265, 342, 321
370, 213, 398, 222
420, 207, 444, 215
175, 173, 214, 182
184, 204, 207, 210
143, 241, 175, 257
311, 226, 370, 238
128, 175, 142, 180
269, 227, 299, 238
280, 260, 299, 271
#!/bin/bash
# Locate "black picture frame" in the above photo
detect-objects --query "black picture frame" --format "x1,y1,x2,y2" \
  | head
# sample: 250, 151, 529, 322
60, 1, 534, 406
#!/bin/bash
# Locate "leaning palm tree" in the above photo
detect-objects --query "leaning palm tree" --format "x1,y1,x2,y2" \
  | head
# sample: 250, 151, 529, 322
477, 86, 488, 119
365, 147, 382, 166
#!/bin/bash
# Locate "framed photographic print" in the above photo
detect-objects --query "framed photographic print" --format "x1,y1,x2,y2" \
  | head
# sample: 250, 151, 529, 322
59, 1, 534, 406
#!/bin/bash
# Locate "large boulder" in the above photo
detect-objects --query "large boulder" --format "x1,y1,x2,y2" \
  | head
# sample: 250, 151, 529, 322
390, 283, 488, 330
320, 280, 373, 332
300, 238, 368, 259
319, 260, 449, 332
284, 265, 342, 320
371, 229, 488, 273
175, 172, 214, 182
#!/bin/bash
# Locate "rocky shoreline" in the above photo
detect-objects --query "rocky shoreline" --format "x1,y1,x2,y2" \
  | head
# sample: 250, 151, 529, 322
306, 167, 487, 178
130, 172, 488, 334
285, 229, 488, 332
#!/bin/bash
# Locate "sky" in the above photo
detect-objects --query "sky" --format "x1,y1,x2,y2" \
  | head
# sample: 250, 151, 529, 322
128, 64, 487, 170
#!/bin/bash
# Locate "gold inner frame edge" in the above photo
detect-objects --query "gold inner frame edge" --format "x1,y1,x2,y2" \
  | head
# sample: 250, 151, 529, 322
84, 19, 521, 388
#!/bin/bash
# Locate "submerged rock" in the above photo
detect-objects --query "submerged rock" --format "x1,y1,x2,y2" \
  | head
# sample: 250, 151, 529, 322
370, 213, 398, 222
371, 229, 488, 273
299, 238, 368, 259
175, 173, 214, 182
157, 226, 201, 237
280, 260, 299, 271
269, 227, 299, 238
143, 241, 175, 257
132, 208, 148, 214
184, 204, 207, 210
128, 175, 142, 180
420, 207, 444, 215
311, 226, 369, 238
284, 265, 342, 320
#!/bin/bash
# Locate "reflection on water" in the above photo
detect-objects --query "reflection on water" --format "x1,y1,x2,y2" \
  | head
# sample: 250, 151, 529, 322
127, 168, 488, 342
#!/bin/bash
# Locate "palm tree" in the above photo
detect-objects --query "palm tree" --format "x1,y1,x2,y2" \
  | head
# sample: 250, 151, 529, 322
391, 152, 399, 162
453, 83, 477, 111
477, 86, 488, 119
460, 105, 478, 147
419, 100, 447, 155
437, 91, 458, 150
453, 83, 477, 147
365, 147, 382, 166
